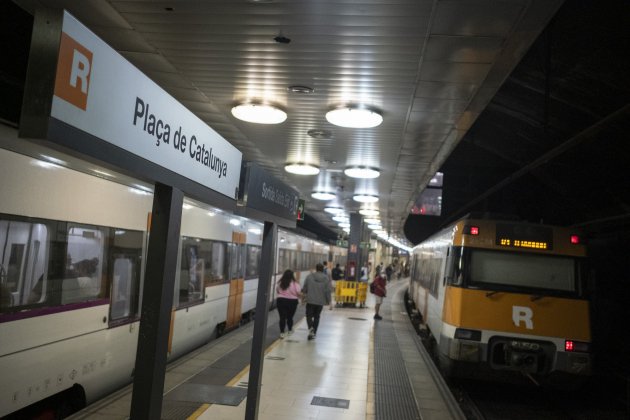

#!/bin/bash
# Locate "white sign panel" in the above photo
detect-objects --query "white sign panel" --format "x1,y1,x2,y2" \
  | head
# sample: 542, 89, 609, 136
50, 11, 241, 198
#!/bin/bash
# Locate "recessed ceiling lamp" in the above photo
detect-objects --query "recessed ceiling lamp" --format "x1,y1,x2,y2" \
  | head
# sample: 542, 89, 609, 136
353, 194, 379, 203
338, 222, 351, 228
285, 163, 320, 175
368, 224, 382, 230
288, 85, 314, 94
231, 102, 287, 124
344, 166, 380, 179
311, 191, 336, 200
359, 208, 380, 217
364, 218, 380, 224
324, 207, 344, 214
326, 106, 383, 128
332, 215, 349, 223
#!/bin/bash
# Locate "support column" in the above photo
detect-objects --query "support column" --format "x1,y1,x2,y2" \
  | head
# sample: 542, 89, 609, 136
245, 221, 277, 420
130, 183, 183, 420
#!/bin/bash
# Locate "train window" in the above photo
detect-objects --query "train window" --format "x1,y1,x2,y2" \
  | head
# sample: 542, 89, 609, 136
109, 228, 143, 321
445, 247, 464, 286
278, 249, 287, 274
177, 237, 228, 308
0, 219, 49, 311
469, 249, 577, 292
63, 224, 106, 304
245, 245, 261, 279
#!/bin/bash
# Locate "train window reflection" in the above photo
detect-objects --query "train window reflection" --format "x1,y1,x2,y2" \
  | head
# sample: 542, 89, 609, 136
469, 249, 576, 292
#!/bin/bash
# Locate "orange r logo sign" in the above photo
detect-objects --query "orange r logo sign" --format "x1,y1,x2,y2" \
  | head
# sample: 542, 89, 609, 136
54, 33, 93, 110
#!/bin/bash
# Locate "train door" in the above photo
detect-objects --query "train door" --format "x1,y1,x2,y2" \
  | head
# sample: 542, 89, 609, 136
226, 232, 245, 330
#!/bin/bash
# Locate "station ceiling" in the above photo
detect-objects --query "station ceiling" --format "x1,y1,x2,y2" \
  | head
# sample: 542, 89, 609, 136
2, 0, 629, 246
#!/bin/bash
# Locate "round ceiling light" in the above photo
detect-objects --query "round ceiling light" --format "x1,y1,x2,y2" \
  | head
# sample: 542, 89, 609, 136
338, 222, 351, 228
311, 191, 336, 200
231, 103, 287, 124
324, 207, 344, 214
359, 208, 380, 217
284, 163, 320, 175
364, 218, 380, 224
332, 215, 349, 223
325, 106, 383, 128
353, 194, 379, 203
367, 224, 382, 230
344, 166, 380, 179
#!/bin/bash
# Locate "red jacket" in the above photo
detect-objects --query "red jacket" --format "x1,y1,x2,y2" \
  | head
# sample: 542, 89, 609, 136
373, 275, 386, 297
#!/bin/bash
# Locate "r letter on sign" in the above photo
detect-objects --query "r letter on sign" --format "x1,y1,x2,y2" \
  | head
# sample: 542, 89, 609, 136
512, 305, 533, 330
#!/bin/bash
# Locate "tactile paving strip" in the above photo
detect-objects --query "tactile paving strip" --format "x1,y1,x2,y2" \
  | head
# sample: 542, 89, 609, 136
374, 319, 421, 420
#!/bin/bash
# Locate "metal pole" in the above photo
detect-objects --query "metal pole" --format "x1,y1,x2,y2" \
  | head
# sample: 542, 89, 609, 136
130, 183, 183, 420
245, 221, 277, 420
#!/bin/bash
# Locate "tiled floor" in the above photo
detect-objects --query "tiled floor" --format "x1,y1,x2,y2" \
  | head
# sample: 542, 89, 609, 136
195, 302, 377, 420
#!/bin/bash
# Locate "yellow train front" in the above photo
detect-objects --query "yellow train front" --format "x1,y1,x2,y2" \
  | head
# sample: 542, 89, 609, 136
408, 216, 591, 382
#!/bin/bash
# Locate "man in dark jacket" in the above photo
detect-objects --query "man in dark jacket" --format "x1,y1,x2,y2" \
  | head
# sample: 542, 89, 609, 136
302, 263, 332, 340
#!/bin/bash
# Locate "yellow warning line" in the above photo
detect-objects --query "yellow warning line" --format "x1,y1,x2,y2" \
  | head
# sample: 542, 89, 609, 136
187, 403, 210, 419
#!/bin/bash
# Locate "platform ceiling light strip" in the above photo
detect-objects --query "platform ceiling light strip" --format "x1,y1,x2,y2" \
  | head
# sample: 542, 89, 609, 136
285, 163, 320, 175
311, 191, 336, 200
325, 106, 383, 128
344, 166, 380, 179
231, 103, 287, 124
353, 194, 379, 203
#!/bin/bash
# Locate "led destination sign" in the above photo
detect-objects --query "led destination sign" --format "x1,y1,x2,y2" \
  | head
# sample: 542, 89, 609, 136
495, 223, 553, 250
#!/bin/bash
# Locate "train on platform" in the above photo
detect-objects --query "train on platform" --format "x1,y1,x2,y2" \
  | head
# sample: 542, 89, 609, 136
0, 125, 346, 418
407, 214, 591, 384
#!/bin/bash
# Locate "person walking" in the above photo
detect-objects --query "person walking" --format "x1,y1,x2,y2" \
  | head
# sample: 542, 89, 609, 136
302, 263, 332, 340
372, 272, 387, 320
276, 269, 301, 338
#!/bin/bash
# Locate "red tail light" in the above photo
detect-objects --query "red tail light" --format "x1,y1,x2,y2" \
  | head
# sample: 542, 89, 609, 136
570, 235, 580, 244
565, 340, 590, 352
565, 340, 574, 351
470, 226, 479, 235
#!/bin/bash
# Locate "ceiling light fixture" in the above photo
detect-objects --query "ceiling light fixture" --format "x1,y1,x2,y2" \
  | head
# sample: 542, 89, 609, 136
359, 208, 380, 217
326, 106, 383, 128
231, 103, 287, 124
332, 215, 349, 223
324, 207, 344, 214
368, 224, 382, 230
353, 194, 379, 203
344, 166, 380, 179
311, 191, 336, 200
364, 218, 380, 224
338, 222, 351, 228
285, 163, 320, 175
287, 85, 314, 94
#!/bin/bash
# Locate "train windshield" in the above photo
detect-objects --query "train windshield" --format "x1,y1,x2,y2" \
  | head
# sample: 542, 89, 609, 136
465, 249, 583, 294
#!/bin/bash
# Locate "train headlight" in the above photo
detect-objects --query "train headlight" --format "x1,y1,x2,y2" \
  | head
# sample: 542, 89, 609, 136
454, 328, 481, 341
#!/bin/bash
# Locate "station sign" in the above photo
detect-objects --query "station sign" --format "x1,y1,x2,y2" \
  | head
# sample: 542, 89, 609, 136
238, 162, 300, 226
20, 9, 242, 200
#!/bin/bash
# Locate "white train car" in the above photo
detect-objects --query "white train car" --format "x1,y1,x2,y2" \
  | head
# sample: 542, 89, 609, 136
0, 125, 345, 418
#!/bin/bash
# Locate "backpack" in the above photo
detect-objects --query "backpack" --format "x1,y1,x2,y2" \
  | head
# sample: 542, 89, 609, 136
369, 282, 375, 294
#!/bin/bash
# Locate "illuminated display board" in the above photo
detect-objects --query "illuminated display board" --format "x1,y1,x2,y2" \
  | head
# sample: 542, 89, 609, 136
495, 223, 553, 250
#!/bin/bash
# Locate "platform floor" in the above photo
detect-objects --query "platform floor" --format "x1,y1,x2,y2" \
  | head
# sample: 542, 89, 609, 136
69, 278, 464, 420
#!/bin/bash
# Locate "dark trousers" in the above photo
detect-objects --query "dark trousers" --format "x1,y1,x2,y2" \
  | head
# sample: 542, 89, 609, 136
277, 298, 299, 333
305, 303, 324, 333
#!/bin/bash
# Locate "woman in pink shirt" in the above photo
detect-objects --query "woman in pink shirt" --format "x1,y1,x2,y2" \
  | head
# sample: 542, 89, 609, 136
276, 269, 302, 338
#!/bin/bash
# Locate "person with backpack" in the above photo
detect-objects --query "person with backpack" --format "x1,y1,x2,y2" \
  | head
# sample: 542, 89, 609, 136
372, 272, 387, 320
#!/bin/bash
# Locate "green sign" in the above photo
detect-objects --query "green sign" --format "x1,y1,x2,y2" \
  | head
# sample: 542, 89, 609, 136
336, 239, 348, 247
296, 199, 305, 220
359, 242, 371, 249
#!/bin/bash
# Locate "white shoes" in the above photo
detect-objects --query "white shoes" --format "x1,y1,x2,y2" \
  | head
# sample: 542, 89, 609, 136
280, 332, 286, 339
